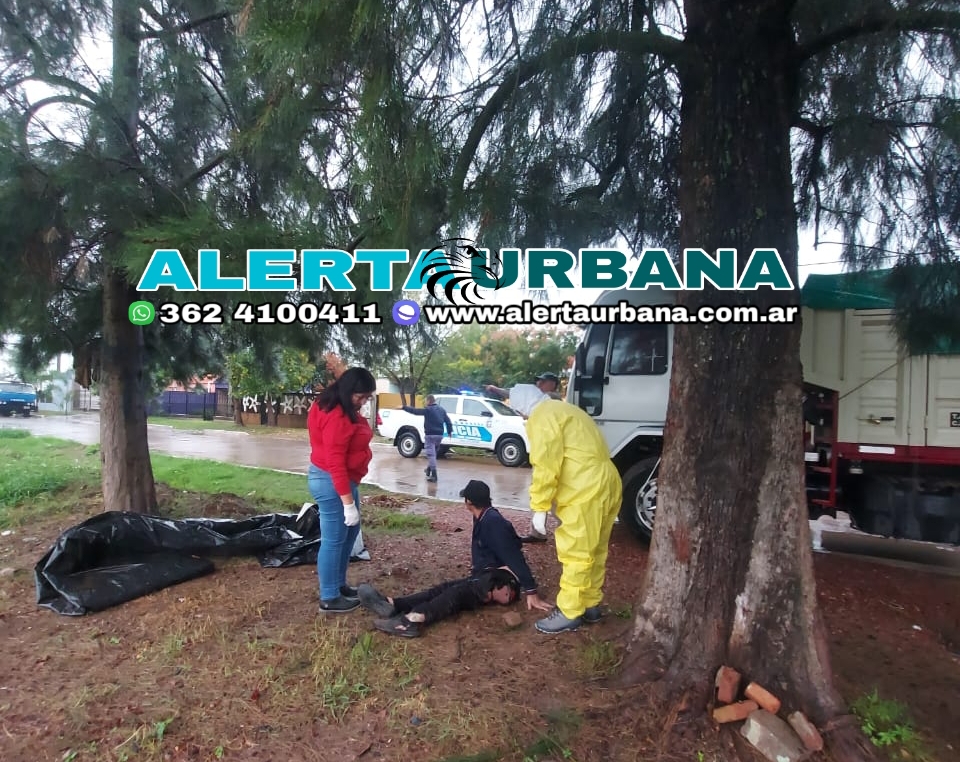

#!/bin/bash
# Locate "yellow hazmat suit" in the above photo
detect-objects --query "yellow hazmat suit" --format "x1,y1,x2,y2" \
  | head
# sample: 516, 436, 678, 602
511, 385, 622, 619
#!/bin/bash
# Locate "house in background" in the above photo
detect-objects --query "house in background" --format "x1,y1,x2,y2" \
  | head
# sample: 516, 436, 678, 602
153, 376, 231, 418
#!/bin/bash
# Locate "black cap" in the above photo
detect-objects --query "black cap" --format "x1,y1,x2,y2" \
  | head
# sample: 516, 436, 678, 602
535, 372, 559, 382
459, 479, 492, 507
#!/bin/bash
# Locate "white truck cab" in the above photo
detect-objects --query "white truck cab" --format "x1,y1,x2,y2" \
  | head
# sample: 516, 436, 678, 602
569, 276, 960, 546
567, 287, 676, 539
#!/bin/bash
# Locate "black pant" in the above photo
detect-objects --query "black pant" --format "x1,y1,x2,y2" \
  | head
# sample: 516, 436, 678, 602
393, 570, 516, 626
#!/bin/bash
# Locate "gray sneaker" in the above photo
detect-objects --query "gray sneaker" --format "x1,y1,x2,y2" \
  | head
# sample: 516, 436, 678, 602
583, 606, 603, 624
358, 583, 396, 618
535, 608, 582, 634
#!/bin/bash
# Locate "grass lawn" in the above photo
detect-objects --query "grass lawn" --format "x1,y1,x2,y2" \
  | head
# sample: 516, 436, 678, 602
0, 430, 411, 529
147, 416, 308, 437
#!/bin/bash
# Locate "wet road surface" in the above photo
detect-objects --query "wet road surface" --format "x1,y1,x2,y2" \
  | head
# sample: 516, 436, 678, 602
0, 414, 534, 510
4, 414, 958, 572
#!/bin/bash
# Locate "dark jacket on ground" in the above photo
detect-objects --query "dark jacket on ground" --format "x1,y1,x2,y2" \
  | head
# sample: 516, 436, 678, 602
402, 402, 453, 436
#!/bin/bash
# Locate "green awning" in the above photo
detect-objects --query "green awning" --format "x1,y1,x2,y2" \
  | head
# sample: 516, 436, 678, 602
801, 269, 960, 355
800, 270, 896, 310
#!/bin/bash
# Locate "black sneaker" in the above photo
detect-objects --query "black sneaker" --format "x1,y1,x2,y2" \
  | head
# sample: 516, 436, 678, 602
319, 595, 360, 613
340, 585, 359, 601
358, 583, 396, 618
374, 615, 421, 638
583, 606, 603, 624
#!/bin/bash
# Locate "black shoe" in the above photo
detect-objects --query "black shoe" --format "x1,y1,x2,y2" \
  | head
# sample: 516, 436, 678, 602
374, 615, 421, 638
319, 595, 360, 613
583, 606, 603, 624
358, 583, 396, 618
426, 473, 437, 483
424, 467, 431, 475
340, 585, 359, 601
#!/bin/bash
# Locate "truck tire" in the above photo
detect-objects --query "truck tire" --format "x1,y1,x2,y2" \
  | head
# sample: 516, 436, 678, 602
495, 436, 527, 468
395, 429, 423, 458
619, 456, 660, 543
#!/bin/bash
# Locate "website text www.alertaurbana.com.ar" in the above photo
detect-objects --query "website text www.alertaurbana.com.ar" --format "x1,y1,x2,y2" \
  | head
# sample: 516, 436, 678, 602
420, 300, 799, 326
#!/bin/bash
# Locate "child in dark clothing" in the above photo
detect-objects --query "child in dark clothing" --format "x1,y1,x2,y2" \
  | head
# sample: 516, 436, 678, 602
359, 479, 553, 637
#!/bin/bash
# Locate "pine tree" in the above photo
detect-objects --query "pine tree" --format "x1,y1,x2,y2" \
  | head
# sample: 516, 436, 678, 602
241, 2, 959, 758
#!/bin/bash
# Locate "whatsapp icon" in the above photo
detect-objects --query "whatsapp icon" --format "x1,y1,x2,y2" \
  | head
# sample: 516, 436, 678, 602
128, 301, 156, 326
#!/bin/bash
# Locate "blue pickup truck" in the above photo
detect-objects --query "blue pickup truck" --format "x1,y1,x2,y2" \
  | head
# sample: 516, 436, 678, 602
0, 380, 38, 417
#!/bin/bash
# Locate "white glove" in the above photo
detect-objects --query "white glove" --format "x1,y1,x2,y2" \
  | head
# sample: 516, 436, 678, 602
532, 511, 547, 535
343, 502, 360, 527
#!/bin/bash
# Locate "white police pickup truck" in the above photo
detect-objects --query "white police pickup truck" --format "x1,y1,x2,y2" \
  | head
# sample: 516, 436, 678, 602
377, 393, 530, 467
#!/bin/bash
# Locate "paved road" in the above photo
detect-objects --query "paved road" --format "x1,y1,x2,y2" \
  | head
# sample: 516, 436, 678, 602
5, 413, 958, 572
0, 413, 535, 510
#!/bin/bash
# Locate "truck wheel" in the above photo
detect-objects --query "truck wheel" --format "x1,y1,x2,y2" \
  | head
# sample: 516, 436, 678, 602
396, 430, 423, 458
437, 444, 452, 458
620, 456, 660, 543
496, 436, 527, 467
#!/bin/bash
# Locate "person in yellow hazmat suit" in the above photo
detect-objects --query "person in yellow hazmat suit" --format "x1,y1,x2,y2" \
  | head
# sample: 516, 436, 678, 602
508, 385, 622, 634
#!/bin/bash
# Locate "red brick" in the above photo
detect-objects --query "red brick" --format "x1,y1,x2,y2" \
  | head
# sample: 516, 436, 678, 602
712, 700, 759, 724
787, 711, 824, 751
715, 666, 742, 704
744, 682, 782, 714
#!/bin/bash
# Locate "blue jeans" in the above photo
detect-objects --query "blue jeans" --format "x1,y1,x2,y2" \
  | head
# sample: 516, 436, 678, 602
424, 434, 443, 471
308, 464, 360, 601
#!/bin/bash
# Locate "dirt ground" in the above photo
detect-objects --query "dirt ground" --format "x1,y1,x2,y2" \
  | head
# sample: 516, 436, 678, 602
1, 488, 959, 762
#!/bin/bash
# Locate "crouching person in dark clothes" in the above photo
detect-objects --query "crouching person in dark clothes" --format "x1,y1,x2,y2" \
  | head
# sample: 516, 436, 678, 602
359, 479, 553, 637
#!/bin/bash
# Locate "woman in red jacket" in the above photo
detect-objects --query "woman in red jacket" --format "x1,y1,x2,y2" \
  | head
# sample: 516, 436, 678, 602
308, 367, 377, 612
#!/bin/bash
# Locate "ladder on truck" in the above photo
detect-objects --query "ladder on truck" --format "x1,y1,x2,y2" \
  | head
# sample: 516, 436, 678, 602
804, 387, 839, 515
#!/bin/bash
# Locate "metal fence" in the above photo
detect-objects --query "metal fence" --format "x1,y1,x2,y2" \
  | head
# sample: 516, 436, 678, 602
148, 391, 233, 419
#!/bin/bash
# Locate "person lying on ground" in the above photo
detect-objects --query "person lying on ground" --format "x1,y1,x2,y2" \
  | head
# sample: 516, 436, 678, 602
358, 478, 553, 637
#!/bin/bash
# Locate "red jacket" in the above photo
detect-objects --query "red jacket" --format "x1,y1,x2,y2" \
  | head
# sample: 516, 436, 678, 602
308, 402, 373, 495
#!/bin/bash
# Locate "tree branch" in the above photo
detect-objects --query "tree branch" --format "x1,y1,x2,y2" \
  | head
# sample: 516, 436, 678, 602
20, 94, 97, 144
137, 10, 234, 41
798, 9, 960, 62
450, 28, 691, 201
177, 151, 229, 190
6, 73, 105, 110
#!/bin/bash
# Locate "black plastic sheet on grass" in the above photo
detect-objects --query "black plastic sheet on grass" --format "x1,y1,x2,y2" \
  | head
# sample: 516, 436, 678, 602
34, 506, 368, 615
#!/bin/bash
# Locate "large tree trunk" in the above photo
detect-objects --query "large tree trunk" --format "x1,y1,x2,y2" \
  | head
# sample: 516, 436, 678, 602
620, 2, 871, 759
98, 0, 157, 514
100, 267, 157, 513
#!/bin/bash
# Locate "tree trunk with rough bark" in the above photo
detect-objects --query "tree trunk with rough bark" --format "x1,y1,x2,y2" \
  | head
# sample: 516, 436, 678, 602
619, 2, 873, 759
98, 0, 157, 514
100, 267, 157, 513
